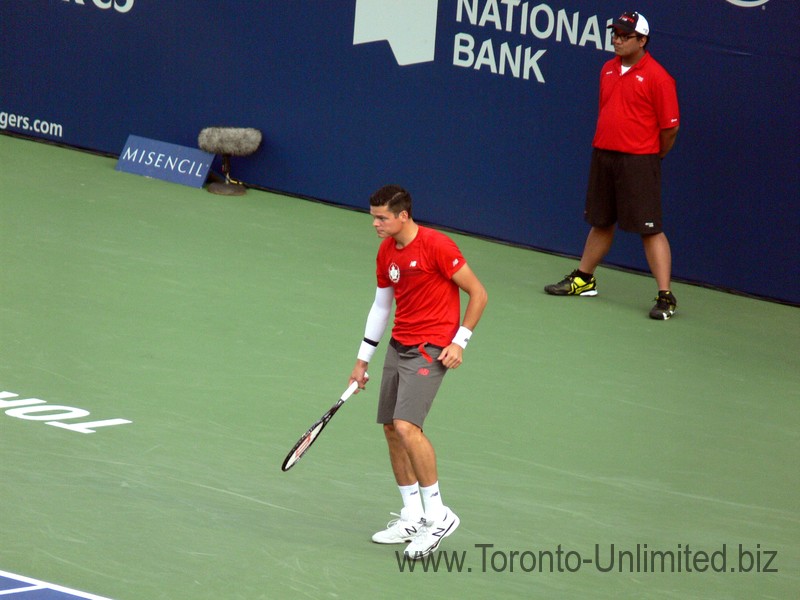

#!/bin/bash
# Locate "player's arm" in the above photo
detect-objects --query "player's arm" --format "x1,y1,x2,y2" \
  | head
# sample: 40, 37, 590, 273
438, 263, 488, 369
350, 286, 394, 389
659, 125, 679, 159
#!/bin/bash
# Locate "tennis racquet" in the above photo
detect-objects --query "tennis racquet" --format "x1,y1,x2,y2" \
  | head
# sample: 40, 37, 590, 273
281, 379, 363, 472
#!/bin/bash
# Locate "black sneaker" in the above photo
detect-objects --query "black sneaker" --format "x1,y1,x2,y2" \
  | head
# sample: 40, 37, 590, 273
544, 270, 598, 296
649, 291, 677, 320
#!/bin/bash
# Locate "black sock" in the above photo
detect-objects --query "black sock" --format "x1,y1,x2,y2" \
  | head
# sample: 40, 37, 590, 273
576, 270, 593, 281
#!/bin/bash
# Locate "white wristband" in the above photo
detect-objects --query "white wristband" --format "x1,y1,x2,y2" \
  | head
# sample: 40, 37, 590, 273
451, 326, 472, 349
357, 340, 378, 363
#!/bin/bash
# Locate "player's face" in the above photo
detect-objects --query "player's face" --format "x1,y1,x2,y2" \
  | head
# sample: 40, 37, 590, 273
611, 28, 645, 60
370, 205, 407, 239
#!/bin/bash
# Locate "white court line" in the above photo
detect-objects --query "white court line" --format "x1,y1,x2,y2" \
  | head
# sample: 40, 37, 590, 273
0, 570, 114, 599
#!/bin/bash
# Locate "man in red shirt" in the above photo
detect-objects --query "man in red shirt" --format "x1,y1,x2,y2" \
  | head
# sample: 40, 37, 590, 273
545, 11, 680, 320
349, 184, 487, 560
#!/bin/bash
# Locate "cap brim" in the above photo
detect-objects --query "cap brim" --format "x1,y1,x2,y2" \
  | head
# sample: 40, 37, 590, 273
608, 22, 635, 32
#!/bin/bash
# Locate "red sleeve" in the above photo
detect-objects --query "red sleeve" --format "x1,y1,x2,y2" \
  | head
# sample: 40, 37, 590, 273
375, 238, 391, 287
433, 232, 466, 279
655, 72, 680, 130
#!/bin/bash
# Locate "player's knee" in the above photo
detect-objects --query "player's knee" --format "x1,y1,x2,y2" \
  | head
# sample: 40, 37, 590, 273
392, 419, 420, 442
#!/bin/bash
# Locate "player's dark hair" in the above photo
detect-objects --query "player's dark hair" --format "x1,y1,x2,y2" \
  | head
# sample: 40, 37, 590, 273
370, 184, 412, 219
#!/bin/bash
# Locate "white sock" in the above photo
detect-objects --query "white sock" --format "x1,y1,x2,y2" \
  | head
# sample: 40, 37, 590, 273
399, 483, 424, 520
420, 482, 445, 522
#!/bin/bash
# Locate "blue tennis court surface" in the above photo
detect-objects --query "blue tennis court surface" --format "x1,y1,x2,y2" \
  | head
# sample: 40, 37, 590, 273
0, 571, 113, 600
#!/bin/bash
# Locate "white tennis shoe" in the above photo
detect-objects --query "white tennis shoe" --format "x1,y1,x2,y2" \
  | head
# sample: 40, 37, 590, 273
371, 508, 425, 544
403, 507, 460, 559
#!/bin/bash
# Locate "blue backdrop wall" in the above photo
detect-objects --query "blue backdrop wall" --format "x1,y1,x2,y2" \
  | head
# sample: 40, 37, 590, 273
1, 1, 798, 303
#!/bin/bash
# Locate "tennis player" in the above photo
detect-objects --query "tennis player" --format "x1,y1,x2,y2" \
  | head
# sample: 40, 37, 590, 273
349, 184, 488, 560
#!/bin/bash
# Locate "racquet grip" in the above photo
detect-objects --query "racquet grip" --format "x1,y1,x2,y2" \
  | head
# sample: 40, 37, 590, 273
341, 373, 368, 401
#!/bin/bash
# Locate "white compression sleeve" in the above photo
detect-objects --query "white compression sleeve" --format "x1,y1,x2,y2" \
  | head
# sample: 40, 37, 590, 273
357, 286, 393, 363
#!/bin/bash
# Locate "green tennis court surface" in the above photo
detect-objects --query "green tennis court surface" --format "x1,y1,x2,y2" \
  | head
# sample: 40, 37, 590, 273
1, 134, 797, 599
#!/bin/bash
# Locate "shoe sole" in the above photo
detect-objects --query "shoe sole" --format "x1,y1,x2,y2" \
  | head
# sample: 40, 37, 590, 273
371, 536, 414, 544
650, 310, 676, 320
372, 528, 420, 544
544, 288, 598, 297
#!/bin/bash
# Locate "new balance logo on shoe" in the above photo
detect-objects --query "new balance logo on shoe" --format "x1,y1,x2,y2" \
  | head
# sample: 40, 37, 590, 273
404, 508, 460, 559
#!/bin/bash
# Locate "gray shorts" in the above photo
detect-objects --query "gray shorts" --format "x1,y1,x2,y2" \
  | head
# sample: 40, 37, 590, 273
376, 338, 448, 428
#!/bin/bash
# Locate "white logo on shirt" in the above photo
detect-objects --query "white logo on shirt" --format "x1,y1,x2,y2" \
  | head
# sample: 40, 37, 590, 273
389, 262, 401, 283
410, 261, 417, 267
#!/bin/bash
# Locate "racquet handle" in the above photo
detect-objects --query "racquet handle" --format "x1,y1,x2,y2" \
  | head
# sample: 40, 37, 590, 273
341, 373, 368, 401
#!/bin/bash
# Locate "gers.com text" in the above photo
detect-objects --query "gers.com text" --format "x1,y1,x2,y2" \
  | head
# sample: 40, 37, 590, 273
1, 110, 63, 138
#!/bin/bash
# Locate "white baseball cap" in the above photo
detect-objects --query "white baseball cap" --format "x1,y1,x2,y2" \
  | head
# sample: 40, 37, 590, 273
608, 11, 650, 36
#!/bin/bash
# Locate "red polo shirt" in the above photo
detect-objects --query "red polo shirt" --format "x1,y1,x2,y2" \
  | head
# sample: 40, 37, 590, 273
592, 52, 679, 155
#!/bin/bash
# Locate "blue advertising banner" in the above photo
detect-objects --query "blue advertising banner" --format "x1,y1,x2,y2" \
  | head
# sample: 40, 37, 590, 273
115, 135, 213, 188
0, 1, 797, 303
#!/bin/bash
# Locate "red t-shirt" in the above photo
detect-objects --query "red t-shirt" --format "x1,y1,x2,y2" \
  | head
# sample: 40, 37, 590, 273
376, 226, 465, 347
592, 52, 679, 155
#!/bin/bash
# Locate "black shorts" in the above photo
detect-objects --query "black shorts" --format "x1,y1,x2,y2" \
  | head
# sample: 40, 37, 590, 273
584, 149, 663, 234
